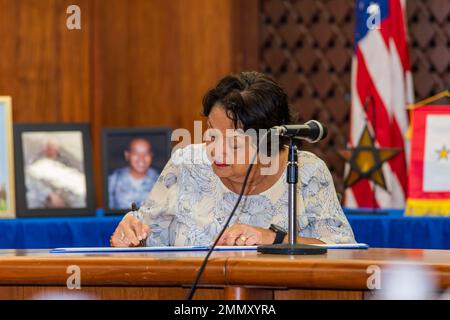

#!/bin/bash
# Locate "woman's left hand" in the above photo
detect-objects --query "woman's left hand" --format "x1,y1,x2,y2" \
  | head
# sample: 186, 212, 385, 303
216, 223, 276, 246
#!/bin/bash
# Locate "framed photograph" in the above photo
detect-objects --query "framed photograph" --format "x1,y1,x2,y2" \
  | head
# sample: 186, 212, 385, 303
0, 97, 15, 218
14, 124, 95, 217
102, 128, 172, 215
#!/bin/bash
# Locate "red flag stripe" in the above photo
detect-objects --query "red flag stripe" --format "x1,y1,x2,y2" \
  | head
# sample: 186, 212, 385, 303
355, 48, 407, 194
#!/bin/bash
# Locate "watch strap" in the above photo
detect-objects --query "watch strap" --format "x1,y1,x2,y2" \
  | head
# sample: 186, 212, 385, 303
270, 224, 287, 244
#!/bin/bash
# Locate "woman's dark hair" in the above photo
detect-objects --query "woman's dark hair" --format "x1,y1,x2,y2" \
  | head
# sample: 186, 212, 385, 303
202, 71, 292, 154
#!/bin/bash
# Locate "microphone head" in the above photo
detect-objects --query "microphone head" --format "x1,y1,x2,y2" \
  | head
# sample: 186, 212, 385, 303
305, 120, 327, 143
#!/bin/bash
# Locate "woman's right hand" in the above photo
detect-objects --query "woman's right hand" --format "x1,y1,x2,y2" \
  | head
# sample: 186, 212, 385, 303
110, 214, 151, 247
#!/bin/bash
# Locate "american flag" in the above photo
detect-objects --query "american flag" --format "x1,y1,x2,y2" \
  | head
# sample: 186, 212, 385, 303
345, 0, 414, 208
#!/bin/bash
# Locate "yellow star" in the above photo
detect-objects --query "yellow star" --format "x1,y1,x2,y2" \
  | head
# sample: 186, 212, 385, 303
338, 125, 401, 190
436, 145, 449, 160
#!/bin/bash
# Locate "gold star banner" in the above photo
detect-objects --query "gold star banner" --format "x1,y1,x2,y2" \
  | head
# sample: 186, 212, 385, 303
405, 105, 450, 216
339, 125, 401, 191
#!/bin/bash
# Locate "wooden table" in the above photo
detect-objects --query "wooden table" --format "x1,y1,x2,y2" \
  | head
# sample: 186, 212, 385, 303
0, 248, 449, 300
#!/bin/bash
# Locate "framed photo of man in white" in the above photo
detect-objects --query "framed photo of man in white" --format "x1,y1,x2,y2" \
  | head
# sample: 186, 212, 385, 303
0, 96, 15, 218
13, 124, 95, 217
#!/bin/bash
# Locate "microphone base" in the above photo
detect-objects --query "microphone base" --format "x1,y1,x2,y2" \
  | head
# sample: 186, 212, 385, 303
257, 243, 327, 255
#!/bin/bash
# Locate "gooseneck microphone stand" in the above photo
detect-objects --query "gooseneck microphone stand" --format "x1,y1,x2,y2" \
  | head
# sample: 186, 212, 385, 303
257, 138, 327, 255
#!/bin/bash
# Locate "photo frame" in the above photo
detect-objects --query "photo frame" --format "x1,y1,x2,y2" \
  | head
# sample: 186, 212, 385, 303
0, 96, 15, 218
102, 127, 172, 215
14, 123, 95, 217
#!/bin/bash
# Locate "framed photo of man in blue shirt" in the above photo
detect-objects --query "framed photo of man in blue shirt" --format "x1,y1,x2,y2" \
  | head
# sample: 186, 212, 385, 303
102, 128, 172, 215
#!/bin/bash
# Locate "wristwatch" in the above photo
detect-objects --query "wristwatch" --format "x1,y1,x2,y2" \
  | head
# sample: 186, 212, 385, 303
269, 224, 287, 244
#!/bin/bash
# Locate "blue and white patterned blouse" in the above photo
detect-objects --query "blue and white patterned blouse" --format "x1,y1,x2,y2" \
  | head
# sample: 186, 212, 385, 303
129, 143, 355, 246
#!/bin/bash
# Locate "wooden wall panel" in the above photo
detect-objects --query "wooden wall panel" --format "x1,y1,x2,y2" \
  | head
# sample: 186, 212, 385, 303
0, 0, 259, 208
176, 0, 233, 133
56, 0, 93, 122
0, 0, 92, 123
1, 0, 58, 122
93, 0, 229, 131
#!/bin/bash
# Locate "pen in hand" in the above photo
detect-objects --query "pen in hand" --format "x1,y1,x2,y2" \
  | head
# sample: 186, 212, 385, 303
131, 202, 147, 247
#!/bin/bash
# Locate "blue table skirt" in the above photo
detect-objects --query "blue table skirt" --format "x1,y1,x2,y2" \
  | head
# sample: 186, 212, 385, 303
0, 214, 449, 250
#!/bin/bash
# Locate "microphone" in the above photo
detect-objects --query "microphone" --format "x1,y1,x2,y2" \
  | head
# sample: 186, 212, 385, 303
272, 120, 328, 143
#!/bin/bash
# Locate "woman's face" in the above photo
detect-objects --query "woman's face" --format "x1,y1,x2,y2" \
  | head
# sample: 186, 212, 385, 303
205, 105, 256, 183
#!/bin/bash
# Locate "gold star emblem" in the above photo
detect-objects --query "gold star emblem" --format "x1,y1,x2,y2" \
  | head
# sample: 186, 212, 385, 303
338, 125, 401, 190
436, 145, 449, 160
